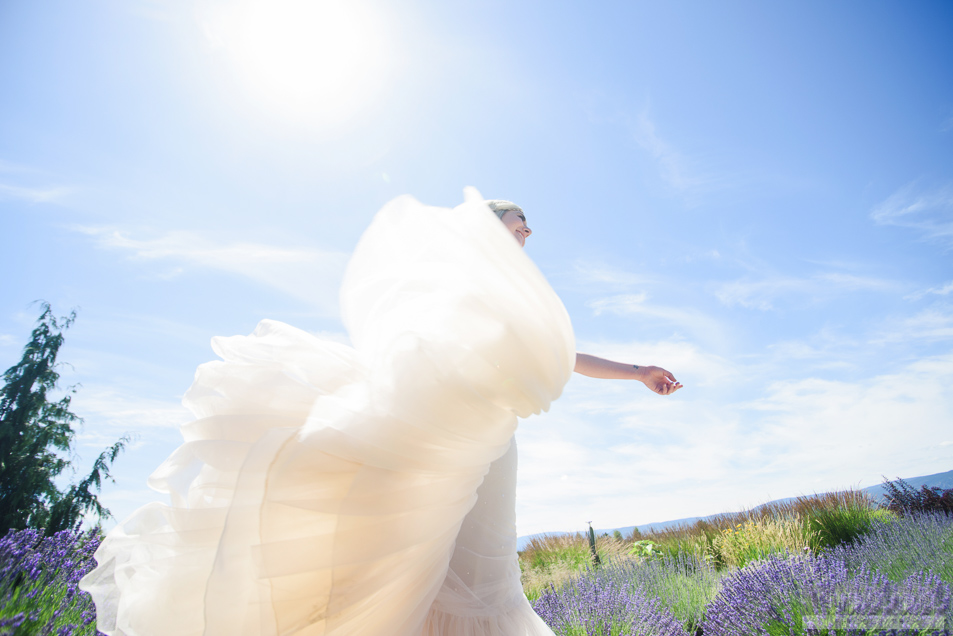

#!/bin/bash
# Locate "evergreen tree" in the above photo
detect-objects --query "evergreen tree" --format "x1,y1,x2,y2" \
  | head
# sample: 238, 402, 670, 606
46, 435, 130, 533
0, 303, 128, 533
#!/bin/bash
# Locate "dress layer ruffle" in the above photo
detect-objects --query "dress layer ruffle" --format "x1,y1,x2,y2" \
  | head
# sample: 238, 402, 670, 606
80, 189, 575, 635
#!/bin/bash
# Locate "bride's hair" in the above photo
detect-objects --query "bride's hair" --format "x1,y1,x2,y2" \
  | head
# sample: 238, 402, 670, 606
484, 200, 523, 220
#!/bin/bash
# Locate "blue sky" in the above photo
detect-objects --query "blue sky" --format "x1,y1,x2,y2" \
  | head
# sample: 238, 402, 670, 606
2, 0, 952, 535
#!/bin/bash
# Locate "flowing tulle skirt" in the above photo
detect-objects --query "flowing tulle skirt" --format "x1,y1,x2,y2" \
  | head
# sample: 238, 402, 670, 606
81, 189, 576, 635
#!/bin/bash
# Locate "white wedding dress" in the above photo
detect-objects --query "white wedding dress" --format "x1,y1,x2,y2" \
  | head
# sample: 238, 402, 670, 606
80, 190, 576, 636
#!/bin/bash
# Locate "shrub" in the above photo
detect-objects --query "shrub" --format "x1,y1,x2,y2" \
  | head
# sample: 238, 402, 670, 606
531, 562, 690, 636
806, 504, 878, 551
708, 516, 817, 570
883, 477, 953, 517
833, 511, 953, 585
626, 552, 722, 634
0, 527, 103, 635
702, 552, 951, 635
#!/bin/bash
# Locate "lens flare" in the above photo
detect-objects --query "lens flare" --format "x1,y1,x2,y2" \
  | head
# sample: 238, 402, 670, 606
203, 0, 391, 128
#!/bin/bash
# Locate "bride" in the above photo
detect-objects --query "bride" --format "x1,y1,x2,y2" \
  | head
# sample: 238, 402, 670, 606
81, 189, 681, 636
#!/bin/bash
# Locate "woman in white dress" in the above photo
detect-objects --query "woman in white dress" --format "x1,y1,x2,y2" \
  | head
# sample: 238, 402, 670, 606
80, 189, 680, 636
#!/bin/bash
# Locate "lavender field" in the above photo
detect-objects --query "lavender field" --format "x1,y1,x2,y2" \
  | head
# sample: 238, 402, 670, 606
1, 489, 951, 635
522, 488, 953, 636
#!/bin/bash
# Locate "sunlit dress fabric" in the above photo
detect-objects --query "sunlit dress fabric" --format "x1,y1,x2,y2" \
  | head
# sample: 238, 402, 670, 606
80, 189, 575, 636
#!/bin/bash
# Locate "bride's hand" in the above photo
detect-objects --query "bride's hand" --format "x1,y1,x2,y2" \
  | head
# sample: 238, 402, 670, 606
574, 354, 683, 395
638, 366, 682, 395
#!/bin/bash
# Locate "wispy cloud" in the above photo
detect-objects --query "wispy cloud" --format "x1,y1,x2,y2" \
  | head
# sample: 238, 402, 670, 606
0, 182, 71, 204
571, 260, 656, 289
870, 305, 953, 345
588, 294, 726, 346
871, 182, 953, 245
906, 280, 953, 301
629, 112, 717, 194
77, 227, 349, 314
72, 387, 189, 449
713, 272, 899, 311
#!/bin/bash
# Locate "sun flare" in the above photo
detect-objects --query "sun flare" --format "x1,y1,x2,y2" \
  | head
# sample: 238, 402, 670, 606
204, 0, 391, 127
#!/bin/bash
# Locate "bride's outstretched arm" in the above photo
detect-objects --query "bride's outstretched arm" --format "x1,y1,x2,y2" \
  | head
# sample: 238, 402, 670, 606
574, 353, 683, 395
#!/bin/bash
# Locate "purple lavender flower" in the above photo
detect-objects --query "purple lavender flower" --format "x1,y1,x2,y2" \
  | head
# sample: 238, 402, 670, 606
0, 528, 104, 635
532, 562, 691, 636
702, 551, 951, 635
833, 512, 953, 585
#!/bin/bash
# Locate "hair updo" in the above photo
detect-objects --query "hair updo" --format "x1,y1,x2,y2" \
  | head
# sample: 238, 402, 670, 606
484, 200, 523, 220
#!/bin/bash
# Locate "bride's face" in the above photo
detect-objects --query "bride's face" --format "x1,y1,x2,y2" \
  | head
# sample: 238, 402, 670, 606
500, 210, 532, 248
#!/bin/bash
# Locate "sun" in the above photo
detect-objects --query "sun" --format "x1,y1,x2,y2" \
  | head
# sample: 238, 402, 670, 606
203, 0, 391, 128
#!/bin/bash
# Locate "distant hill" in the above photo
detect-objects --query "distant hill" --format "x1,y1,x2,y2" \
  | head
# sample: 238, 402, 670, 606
517, 468, 953, 551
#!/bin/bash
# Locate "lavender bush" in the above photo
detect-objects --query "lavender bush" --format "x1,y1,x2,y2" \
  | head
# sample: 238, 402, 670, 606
0, 528, 103, 636
834, 512, 953, 586
702, 551, 951, 635
532, 561, 691, 636
615, 552, 722, 634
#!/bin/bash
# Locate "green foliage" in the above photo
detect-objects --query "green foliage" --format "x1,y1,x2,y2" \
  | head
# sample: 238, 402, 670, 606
46, 435, 132, 535
0, 304, 129, 534
806, 502, 878, 551
628, 540, 663, 559
0, 305, 79, 532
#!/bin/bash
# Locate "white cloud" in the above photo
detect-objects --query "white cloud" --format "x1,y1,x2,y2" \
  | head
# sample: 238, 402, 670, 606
516, 348, 953, 535
77, 227, 349, 314
871, 182, 953, 244
629, 112, 716, 193
571, 260, 656, 289
871, 306, 953, 344
713, 271, 899, 311
0, 182, 71, 204
72, 385, 191, 438
906, 280, 953, 301
587, 293, 726, 346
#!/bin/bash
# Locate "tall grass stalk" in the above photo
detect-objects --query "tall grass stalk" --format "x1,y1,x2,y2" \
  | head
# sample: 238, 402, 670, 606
708, 516, 817, 569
